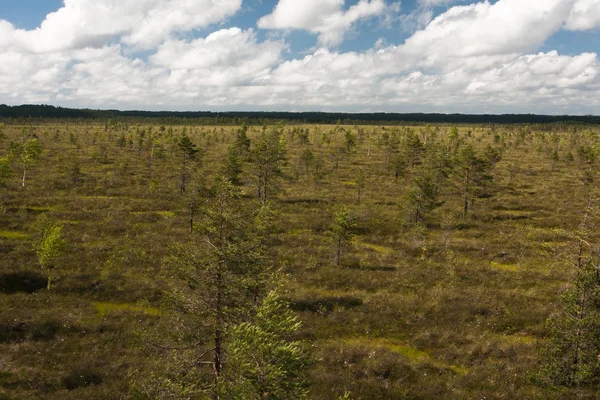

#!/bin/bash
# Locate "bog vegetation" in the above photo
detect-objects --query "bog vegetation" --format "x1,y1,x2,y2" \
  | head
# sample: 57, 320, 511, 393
1, 120, 600, 399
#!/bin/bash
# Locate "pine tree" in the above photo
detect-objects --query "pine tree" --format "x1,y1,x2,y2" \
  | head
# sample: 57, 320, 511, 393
178, 134, 199, 194
300, 147, 314, 175
454, 144, 493, 218
234, 123, 251, 155
408, 167, 438, 225
0, 156, 11, 188
219, 290, 310, 399
251, 127, 286, 202
139, 177, 274, 398
540, 193, 600, 387
222, 146, 244, 186
330, 207, 357, 265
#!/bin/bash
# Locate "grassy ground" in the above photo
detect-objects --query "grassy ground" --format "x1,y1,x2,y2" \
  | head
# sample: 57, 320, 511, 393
0, 122, 598, 399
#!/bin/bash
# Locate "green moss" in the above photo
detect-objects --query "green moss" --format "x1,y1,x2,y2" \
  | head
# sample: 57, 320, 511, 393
93, 302, 162, 317
0, 231, 29, 240
355, 239, 394, 254
342, 338, 469, 375
490, 261, 519, 272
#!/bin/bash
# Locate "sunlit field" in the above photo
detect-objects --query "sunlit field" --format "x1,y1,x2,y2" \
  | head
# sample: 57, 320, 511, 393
1, 121, 599, 399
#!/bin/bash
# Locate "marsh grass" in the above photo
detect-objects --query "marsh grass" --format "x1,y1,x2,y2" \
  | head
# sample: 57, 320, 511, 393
0, 122, 598, 398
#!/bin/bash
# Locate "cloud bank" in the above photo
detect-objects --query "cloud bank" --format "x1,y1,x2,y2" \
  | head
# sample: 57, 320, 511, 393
0, 0, 598, 114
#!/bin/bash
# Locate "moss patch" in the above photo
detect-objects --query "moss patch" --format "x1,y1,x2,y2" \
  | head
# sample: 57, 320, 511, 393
93, 302, 162, 317
0, 231, 29, 240
490, 261, 519, 272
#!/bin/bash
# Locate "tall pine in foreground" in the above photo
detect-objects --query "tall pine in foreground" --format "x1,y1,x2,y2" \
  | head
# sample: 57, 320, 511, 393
218, 290, 310, 399
131, 177, 308, 399
540, 191, 600, 388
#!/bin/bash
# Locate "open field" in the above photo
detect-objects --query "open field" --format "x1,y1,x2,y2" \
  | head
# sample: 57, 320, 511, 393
0, 121, 599, 399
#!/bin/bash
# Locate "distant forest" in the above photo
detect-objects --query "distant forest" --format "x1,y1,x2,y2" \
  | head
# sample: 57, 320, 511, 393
1, 104, 599, 125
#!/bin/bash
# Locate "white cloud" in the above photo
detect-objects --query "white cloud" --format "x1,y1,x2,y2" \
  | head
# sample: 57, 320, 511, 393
151, 28, 285, 87
261, 46, 599, 113
258, 0, 389, 46
4, 0, 242, 53
565, 0, 600, 30
0, 0, 599, 114
403, 0, 573, 66
464, 51, 597, 94
400, 0, 464, 33
418, 0, 461, 6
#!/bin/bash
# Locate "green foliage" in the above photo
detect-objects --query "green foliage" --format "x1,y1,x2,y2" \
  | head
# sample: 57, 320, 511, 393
330, 207, 357, 265
219, 290, 310, 399
222, 146, 244, 186
116, 133, 127, 148
405, 131, 424, 168
235, 123, 251, 155
21, 138, 42, 166
484, 144, 502, 164
390, 152, 407, 179
19, 138, 42, 187
408, 168, 439, 225
541, 269, 600, 386
540, 195, 600, 387
455, 144, 493, 217
33, 215, 66, 289
0, 156, 11, 187
449, 125, 459, 142
178, 134, 199, 194
251, 127, 287, 201
300, 147, 314, 174
345, 130, 357, 153
297, 128, 310, 145
65, 156, 83, 187
156, 177, 273, 396
578, 144, 599, 167
178, 134, 199, 161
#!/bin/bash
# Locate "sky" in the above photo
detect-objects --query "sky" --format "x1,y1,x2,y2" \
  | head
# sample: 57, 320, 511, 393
0, 0, 599, 114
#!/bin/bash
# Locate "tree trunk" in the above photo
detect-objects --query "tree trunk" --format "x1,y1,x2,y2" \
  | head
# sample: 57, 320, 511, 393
214, 270, 224, 380
463, 170, 471, 218
190, 208, 194, 234
415, 192, 422, 225
180, 156, 187, 195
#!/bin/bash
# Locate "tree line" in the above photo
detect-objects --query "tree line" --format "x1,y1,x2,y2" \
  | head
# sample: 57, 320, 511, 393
2, 104, 600, 126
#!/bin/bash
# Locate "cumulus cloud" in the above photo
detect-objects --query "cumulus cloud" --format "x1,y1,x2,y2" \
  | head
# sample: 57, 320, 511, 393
403, 0, 573, 66
258, 0, 390, 46
151, 28, 285, 87
565, 0, 600, 30
262, 46, 599, 113
418, 0, 462, 6
4, 0, 242, 53
0, 0, 599, 114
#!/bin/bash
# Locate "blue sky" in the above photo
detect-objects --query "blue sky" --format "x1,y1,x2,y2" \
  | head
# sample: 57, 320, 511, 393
6, 0, 598, 56
0, 0, 599, 113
